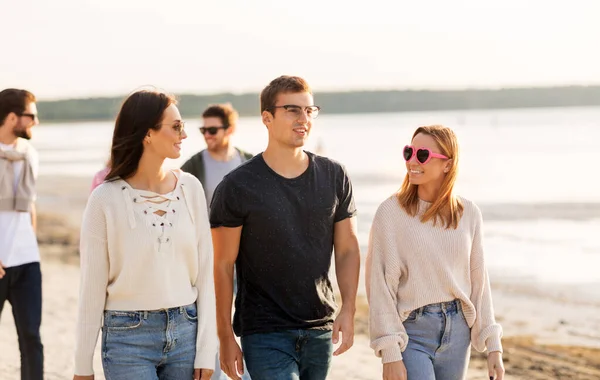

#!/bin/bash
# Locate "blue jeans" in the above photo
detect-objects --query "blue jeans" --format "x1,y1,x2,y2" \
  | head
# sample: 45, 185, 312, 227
101, 303, 198, 380
0, 262, 44, 380
241, 329, 333, 380
402, 300, 471, 380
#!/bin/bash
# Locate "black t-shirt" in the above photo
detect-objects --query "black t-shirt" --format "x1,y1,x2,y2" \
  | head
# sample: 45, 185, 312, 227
210, 151, 357, 336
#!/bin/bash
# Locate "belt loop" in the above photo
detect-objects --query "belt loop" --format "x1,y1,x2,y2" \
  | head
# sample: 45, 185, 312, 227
143, 311, 148, 320
417, 306, 424, 317
179, 306, 184, 314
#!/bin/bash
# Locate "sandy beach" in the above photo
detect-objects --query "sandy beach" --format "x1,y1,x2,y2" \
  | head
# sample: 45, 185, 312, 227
1, 175, 599, 379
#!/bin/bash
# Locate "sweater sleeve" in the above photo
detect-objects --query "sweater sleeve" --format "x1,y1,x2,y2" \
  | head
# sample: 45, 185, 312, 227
469, 208, 503, 353
193, 181, 219, 369
74, 190, 109, 375
366, 207, 408, 363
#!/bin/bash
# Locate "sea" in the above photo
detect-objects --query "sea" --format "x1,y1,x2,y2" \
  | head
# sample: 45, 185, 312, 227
30, 106, 600, 294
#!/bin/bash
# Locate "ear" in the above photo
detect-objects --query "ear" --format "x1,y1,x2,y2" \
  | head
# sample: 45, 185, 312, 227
443, 160, 453, 173
225, 124, 235, 136
144, 131, 153, 144
2, 112, 18, 128
261, 110, 273, 127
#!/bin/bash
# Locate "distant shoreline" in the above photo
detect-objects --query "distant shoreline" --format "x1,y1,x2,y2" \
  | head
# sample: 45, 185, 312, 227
37, 85, 600, 122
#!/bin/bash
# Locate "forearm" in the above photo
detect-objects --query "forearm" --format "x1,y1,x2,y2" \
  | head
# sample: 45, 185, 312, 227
335, 248, 360, 312
215, 262, 235, 338
75, 238, 109, 375
194, 237, 218, 369
30, 202, 36, 233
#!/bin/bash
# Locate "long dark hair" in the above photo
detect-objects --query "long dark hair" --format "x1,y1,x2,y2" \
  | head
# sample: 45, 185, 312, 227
105, 90, 176, 181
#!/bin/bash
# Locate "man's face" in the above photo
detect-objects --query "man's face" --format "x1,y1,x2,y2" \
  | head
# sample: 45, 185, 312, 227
262, 92, 314, 149
201, 116, 231, 152
13, 102, 39, 140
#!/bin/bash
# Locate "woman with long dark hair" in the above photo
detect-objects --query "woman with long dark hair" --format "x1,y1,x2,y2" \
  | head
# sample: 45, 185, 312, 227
366, 125, 505, 380
73, 89, 217, 380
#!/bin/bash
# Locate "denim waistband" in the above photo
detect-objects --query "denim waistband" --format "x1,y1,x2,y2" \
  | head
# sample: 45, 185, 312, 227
413, 299, 462, 315
105, 303, 195, 319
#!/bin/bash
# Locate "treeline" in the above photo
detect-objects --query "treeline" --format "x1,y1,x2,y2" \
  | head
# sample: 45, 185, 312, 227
37, 85, 600, 122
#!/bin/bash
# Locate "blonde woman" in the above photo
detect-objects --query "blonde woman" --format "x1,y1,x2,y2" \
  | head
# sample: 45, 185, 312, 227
366, 125, 505, 380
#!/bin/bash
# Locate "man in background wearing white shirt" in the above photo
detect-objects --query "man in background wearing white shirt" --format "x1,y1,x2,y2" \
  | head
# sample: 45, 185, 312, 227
0, 88, 43, 380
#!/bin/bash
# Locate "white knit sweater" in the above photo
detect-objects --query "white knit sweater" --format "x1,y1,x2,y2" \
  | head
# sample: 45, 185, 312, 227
74, 171, 217, 375
366, 195, 502, 363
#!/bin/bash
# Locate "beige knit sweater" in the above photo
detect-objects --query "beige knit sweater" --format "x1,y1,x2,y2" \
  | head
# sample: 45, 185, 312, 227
366, 195, 502, 363
74, 171, 217, 375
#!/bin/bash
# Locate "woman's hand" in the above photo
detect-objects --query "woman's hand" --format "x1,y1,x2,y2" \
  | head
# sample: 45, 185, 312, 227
194, 368, 214, 380
383, 360, 407, 380
487, 351, 505, 380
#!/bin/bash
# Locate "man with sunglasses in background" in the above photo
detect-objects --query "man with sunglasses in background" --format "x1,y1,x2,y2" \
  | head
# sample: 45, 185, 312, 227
0, 88, 44, 380
181, 103, 253, 209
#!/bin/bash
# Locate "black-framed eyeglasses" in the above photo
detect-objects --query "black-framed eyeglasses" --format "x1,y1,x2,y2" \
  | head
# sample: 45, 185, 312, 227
268, 105, 321, 119
200, 126, 229, 136
19, 113, 38, 120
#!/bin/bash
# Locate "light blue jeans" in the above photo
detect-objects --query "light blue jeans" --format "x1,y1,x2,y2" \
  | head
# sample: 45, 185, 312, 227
101, 303, 198, 380
402, 299, 471, 380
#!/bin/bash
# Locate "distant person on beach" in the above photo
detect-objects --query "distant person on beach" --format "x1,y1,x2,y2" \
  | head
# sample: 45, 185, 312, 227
90, 159, 110, 192
366, 125, 505, 380
180, 103, 252, 380
181, 103, 252, 209
210, 75, 360, 380
0, 88, 44, 380
73, 90, 217, 380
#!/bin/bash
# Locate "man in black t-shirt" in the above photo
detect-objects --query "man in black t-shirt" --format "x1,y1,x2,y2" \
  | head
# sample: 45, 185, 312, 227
210, 75, 360, 380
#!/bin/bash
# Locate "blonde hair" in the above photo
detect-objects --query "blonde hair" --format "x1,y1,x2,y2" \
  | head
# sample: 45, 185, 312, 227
397, 125, 464, 229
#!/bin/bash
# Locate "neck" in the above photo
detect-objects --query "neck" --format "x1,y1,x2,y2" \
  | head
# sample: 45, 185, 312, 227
417, 182, 442, 203
207, 143, 235, 162
263, 142, 307, 178
127, 152, 168, 192
0, 128, 17, 146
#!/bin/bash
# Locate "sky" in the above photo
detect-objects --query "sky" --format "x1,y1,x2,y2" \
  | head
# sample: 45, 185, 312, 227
1, 0, 599, 99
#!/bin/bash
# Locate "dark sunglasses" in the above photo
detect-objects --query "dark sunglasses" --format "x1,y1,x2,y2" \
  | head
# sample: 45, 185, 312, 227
19, 112, 37, 120
403, 145, 448, 165
200, 126, 228, 135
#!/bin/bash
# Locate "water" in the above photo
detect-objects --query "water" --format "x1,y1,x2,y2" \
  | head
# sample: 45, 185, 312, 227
30, 106, 600, 288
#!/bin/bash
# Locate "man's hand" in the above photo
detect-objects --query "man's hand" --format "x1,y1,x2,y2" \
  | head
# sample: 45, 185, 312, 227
194, 368, 214, 380
383, 360, 407, 380
332, 306, 355, 356
0, 260, 5, 279
220, 335, 244, 380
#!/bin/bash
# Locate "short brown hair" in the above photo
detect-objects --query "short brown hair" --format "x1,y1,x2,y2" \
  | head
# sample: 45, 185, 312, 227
202, 103, 238, 127
0, 89, 36, 126
260, 76, 312, 114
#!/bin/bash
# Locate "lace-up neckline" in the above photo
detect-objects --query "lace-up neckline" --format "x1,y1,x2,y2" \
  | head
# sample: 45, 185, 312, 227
118, 171, 187, 253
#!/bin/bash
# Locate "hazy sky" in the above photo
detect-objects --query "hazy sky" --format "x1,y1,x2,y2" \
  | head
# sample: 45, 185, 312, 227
2, 0, 599, 99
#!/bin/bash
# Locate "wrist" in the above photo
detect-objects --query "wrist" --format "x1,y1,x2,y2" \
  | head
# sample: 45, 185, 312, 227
339, 303, 356, 314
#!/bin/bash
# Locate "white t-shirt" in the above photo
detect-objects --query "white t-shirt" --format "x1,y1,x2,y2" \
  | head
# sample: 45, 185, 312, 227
0, 139, 40, 267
